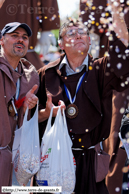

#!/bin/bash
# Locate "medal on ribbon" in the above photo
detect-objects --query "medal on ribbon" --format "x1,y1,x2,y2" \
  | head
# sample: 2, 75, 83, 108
8, 76, 20, 120
64, 72, 86, 119
8, 100, 16, 117
66, 104, 78, 119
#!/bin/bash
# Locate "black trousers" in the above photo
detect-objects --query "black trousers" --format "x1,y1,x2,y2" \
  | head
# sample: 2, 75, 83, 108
122, 158, 129, 194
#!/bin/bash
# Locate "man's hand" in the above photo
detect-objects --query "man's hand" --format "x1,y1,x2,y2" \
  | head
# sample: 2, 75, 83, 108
108, 0, 128, 47
0, 0, 5, 8
38, 94, 66, 123
23, 84, 38, 113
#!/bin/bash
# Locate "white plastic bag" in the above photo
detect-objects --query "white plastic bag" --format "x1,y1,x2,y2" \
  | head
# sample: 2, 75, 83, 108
12, 102, 40, 186
119, 132, 129, 159
36, 107, 76, 194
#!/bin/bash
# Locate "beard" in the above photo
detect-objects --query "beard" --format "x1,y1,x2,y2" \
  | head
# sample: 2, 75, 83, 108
13, 44, 27, 57
13, 49, 26, 57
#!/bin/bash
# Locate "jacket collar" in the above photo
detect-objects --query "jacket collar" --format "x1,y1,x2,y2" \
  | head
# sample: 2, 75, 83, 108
0, 56, 32, 104
45, 54, 102, 114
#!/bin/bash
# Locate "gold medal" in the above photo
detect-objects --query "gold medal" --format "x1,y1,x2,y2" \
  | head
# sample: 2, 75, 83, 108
8, 104, 15, 117
66, 104, 78, 119
64, 72, 86, 119
8, 99, 18, 118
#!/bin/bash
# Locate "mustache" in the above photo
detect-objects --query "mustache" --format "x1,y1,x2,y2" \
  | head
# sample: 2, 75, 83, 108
14, 42, 25, 48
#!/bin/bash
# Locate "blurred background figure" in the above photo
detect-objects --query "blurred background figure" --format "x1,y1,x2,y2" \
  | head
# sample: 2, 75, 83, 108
80, 0, 109, 58
80, 0, 129, 194
103, 89, 129, 194
80, 0, 129, 58
0, 0, 60, 70
36, 31, 57, 60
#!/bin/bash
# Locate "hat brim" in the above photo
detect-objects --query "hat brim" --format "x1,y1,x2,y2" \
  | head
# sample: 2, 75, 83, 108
5, 23, 32, 37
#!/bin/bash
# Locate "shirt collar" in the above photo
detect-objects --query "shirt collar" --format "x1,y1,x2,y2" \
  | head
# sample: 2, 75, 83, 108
59, 55, 88, 76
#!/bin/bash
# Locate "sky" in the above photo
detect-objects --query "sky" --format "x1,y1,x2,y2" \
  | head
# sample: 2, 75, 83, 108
57, 0, 80, 19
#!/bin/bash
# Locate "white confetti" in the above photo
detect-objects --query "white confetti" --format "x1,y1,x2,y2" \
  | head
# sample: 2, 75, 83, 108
121, 83, 125, 87
115, 187, 120, 192
107, 63, 110, 67
120, 108, 125, 114
122, 182, 128, 190
117, 63, 122, 69
115, 46, 120, 53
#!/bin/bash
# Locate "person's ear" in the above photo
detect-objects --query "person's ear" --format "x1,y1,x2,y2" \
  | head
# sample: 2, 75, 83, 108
58, 39, 64, 50
0, 36, 4, 46
89, 36, 91, 45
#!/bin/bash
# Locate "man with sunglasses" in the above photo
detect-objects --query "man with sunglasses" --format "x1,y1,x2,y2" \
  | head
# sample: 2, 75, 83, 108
36, 0, 129, 193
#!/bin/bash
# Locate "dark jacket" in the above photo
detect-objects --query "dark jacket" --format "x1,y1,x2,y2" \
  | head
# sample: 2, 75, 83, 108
37, 31, 129, 148
0, 56, 39, 191
36, 31, 129, 194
